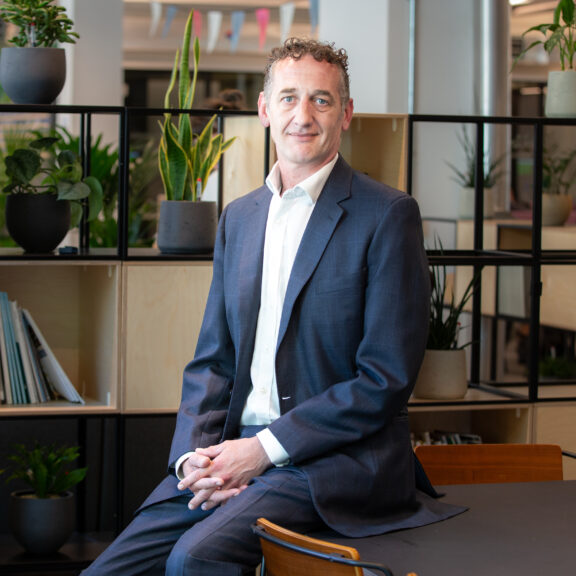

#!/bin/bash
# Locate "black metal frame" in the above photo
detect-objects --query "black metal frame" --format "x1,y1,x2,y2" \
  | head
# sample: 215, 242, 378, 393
407, 114, 576, 403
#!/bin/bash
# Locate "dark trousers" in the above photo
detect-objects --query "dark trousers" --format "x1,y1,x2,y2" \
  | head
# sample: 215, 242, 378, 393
81, 464, 323, 576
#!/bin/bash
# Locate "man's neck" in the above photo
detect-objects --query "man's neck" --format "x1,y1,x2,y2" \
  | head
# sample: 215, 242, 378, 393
277, 155, 338, 192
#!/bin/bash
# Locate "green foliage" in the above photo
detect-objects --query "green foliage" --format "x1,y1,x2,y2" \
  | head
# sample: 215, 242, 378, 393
2, 135, 103, 228
427, 239, 479, 350
0, 0, 79, 48
513, 0, 576, 71
158, 10, 235, 202
1, 442, 87, 498
540, 355, 576, 378
446, 126, 505, 189
543, 143, 576, 195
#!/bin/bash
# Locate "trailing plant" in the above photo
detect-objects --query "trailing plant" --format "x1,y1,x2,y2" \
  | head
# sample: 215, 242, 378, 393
158, 10, 235, 202
446, 126, 505, 189
427, 239, 479, 350
54, 128, 158, 247
512, 0, 576, 71
0, 0, 79, 48
1, 442, 87, 498
2, 135, 103, 228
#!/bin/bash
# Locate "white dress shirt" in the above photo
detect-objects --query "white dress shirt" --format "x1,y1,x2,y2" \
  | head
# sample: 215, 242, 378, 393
245, 154, 339, 465
176, 155, 339, 476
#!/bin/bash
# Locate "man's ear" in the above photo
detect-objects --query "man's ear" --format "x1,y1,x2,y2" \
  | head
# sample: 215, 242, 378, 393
258, 92, 270, 127
342, 98, 354, 131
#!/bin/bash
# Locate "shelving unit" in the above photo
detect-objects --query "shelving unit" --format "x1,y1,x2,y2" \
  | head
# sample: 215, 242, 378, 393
407, 114, 576, 478
1, 106, 576, 542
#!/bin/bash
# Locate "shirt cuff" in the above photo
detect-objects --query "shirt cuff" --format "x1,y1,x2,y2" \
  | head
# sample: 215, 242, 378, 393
175, 451, 195, 480
257, 428, 290, 467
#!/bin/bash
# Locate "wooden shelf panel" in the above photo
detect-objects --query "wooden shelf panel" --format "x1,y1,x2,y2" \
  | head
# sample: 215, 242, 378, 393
122, 262, 212, 412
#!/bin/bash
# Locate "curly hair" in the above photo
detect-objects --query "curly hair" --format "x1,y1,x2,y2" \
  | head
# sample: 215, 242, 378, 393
263, 37, 350, 107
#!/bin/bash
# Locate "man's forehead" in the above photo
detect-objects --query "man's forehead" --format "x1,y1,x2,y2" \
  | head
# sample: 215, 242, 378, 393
271, 56, 340, 87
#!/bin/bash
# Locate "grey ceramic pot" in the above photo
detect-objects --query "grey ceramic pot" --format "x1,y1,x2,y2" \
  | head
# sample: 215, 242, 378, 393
9, 490, 75, 555
0, 47, 66, 104
157, 200, 218, 254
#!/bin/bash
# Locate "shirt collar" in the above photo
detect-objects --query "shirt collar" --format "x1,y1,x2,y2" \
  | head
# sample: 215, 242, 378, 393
265, 154, 339, 204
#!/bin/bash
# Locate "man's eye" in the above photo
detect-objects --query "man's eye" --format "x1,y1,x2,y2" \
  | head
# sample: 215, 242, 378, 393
282, 96, 294, 103
315, 98, 329, 106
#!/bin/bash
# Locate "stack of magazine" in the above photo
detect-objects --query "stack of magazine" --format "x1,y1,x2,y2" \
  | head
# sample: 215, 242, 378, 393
0, 292, 84, 405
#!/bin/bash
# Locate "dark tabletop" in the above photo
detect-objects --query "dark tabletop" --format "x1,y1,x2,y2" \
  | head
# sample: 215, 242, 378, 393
325, 481, 575, 576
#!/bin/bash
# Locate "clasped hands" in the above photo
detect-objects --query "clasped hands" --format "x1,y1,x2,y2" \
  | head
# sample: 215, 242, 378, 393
177, 436, 271, 511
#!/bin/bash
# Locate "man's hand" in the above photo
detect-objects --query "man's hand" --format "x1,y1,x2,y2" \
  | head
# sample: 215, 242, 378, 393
178, 437, 272, 511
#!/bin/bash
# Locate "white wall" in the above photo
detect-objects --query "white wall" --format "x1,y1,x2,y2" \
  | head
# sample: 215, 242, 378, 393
59, 0, 124, 144
318, 0, 410, 114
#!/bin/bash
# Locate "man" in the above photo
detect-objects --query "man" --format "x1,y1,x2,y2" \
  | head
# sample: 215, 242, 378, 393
83, 37, 462, 576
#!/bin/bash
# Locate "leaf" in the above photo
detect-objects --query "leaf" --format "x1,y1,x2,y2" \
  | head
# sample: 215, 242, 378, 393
161, 122, 189, 201
5, 148, 41, 184
178, 11, 194, 108
83, 175, 103, 222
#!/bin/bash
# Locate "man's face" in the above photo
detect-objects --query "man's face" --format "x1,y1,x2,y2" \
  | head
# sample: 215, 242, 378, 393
258, 55, 353, 180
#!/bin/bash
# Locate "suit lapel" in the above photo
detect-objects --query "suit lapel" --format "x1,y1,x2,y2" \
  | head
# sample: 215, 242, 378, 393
277, 157, 353, 346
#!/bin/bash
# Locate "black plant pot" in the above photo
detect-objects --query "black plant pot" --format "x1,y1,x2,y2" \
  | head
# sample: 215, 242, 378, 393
0, 47, 66, 104
6, 194, 71, 254
157, 200, 218, 254
9, 490, 75, 555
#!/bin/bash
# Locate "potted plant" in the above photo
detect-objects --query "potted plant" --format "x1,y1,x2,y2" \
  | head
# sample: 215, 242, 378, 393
1, 442, 87, 554
446, 126, 505, 219
156, 9, 235, 254
2, 135, 103, 253
413, 245, 478, 400
0, 0, 79, 104
541, 143, 575, 225
512, 0, 576, 117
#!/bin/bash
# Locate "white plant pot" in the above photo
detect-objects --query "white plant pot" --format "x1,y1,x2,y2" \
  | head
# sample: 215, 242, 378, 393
413, 349, 468, 400
541, 193, 573, 226
545, 70, 576, 118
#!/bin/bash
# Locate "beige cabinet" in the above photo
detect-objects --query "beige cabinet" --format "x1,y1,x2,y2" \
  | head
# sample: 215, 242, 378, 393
121, 262, 212, 412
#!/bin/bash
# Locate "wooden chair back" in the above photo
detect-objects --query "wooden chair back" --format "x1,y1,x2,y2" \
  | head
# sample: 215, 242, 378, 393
253, 518, 400, 576
414, 443, 563, 485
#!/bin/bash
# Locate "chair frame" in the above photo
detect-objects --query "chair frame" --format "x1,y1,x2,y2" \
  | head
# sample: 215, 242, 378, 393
252, 519, 395, 576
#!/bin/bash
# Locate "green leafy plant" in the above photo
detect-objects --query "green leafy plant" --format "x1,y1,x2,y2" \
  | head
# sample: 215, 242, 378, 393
542, 143, 576, 195
427, 240, 479, 350
513, 0, 576, 71
158, 10, 235, 202
446, 126, 505, 189
0, 0, 79, 48
1, 442, 87, 498
2, 135, 103, 227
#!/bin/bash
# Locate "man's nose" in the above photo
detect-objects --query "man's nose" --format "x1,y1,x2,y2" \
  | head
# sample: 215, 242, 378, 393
294, 99, 313, 125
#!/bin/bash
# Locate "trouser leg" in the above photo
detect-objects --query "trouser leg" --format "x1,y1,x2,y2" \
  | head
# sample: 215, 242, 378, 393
82, 466, 322, 576
81, 496, 212, 576
165, 466, 323, 575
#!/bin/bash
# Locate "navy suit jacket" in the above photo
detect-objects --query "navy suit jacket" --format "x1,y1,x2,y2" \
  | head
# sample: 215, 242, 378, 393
144, 157, 448, 536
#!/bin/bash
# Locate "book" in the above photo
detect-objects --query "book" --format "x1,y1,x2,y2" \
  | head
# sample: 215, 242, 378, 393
0, 303, 7, 404
22, 309, 84, 404
11, 301, 37, 404
1, 292, 25, 404
21, 311, 51, 403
